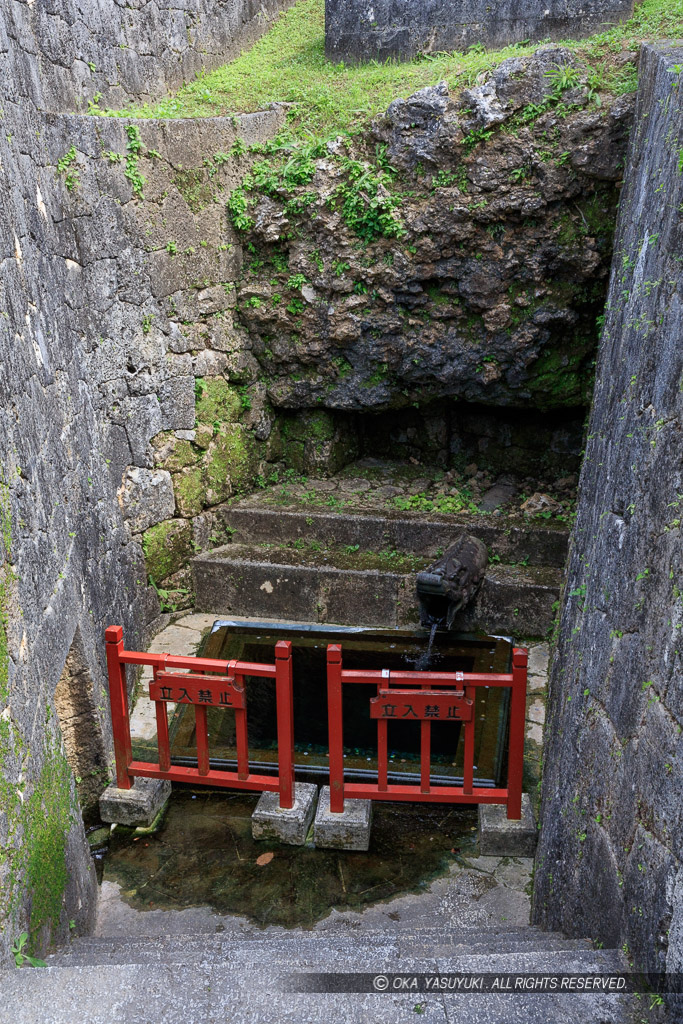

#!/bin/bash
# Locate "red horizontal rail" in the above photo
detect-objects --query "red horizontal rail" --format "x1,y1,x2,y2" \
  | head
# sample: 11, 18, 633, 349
129, 762, 280, 792
343, 784, 509, 804
341, 669, 513, 686
118, 650, 277, 678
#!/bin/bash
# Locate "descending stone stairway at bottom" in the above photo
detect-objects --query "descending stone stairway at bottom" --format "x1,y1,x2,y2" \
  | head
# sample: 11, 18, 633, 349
0, 925, 639, 1024
191, 505, 568, 637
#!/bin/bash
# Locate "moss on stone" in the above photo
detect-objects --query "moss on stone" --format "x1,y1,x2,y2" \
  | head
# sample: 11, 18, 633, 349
0, 573, 9, 706
0, 479, 12, 706
282, 409, 336, 443
0, 478, 10, 558
153, 432, 200, 472
195, 377, 242, 426
0, 718, 76, 955
173, 467, 205, 517
172, 168, 217, 213
24, 736, 73, 949
205, 424, 259, 503
283, 439, 306, 473
142, 519, 194, 583
526, 344, 591, 409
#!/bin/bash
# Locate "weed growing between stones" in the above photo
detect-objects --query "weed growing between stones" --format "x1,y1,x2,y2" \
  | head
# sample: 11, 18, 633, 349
124, 125, 145, 199
0, 713, 78, 955
56, 147, 79, 192
0, 475, 13, 706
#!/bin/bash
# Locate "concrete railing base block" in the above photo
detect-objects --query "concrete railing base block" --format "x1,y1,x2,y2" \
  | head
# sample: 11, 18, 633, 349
251, 783, 318, 845
99, 777, 172, 828
479, 793, 537, 857
313, 786, 372, 851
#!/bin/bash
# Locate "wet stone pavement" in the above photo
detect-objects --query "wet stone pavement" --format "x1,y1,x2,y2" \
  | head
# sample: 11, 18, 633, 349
95, 790, 532, 939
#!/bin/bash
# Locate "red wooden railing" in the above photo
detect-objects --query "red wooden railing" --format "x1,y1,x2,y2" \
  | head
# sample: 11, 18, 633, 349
326, 644, 527, 819
104, 625, 295, 808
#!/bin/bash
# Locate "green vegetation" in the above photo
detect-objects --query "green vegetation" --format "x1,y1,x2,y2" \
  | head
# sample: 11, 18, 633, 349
0, 476, 12, 705
0, 722, 76, 955
124, 125, 146, 199
99, 0, 681, 137
142, 519, 194, 581
205, 424, 259, 499
195, 377, 242, 425
56, 147, 80, 192
392, 492, 479, 515
172, 167, 216, 212
250, 539, 430, 572
23, 737, 74, 945
12, 932, 47, 968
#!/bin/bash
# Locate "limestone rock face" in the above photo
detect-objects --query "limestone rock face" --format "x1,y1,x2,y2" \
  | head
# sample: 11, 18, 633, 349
232, 51, 634, 414
117, 467, 175, 533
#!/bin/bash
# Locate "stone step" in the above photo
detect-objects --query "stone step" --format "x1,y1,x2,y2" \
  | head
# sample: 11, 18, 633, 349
0, 949, 633, 1024
48, 930, 594, 967
217, 505, 569, 567
192, 543, 561, 635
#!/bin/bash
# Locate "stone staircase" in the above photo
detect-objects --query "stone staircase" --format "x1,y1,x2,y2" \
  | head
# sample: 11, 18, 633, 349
0, 923, 638, 1023
192, 505, 568, 636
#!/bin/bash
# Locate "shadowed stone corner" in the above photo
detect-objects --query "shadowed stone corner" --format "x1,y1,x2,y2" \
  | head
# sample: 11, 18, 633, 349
251, 783, 318, 845
313, 786, 373, 851
99, 777, 172, 828
478, 794, 537, 857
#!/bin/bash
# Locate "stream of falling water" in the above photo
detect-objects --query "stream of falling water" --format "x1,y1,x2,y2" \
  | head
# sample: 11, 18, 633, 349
414, 621, 439, 671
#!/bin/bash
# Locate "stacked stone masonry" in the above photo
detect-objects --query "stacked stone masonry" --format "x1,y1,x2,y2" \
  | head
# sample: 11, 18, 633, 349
533, 43, 683, 1008
5, 0, 294, 113
325, 0, 634, 63
0, 0, 291, 964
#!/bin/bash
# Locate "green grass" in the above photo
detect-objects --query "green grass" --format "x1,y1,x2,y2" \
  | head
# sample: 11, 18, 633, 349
99, 0, 683, 137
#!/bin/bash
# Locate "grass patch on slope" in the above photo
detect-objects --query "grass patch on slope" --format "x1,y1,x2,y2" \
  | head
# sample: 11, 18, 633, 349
98, 0, 683, 136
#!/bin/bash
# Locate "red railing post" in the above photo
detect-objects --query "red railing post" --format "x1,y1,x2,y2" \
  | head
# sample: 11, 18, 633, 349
154, 654, 171, 773
506, 647, 528, 819
327, 644, 345, 813
234, 669, 249, 780
275, 640, 295, 809
377, 670, 389, 792
463, 685, 475, 796
420, 676, 431, 794
105, 625, 133, 790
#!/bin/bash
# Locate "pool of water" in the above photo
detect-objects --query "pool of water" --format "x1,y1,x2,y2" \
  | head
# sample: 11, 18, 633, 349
99, 789, 479, 928
144, 621, 513, 788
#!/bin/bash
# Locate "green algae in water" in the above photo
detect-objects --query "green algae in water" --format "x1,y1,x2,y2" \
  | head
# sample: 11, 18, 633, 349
103, 790, 477, 928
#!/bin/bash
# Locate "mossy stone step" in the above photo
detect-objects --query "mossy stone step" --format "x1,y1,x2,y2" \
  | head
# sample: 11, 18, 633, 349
215, 505, 569, 567
192, 542, 561, 636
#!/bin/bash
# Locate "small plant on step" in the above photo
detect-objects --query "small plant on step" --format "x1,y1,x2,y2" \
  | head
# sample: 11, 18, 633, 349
12, 933, 46, 968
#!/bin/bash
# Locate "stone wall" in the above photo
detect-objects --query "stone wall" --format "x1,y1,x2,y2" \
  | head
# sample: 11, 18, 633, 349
0, 0, 289, 964
6, 0, 292, 112
533, 40, 683, 997
325, 0, 633, 64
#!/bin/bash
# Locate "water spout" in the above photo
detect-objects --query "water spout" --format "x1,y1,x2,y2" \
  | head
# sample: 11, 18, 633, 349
416, 534, 488, 631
